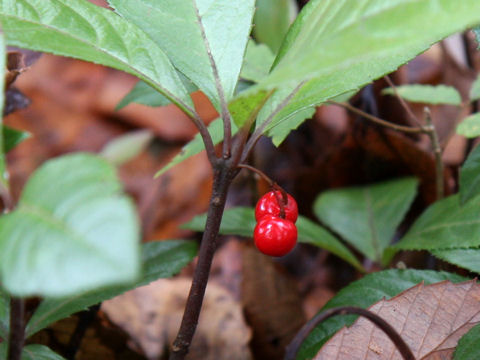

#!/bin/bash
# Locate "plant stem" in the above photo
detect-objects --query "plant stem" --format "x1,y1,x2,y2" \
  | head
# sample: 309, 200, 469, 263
424, 108, 444, 201
383, 75, 422, 127
328, 101, 426, 134
64, 304, 101, 359
7, 298, 25, 360
170, 162, 236, 360
284, 306, 415, 360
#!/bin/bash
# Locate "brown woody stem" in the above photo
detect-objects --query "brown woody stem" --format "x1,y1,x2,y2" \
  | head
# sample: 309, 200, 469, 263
424, 108, 444, 201
284, 306, 415, 360
7, 298, 25, 360
170, 162, 236, 360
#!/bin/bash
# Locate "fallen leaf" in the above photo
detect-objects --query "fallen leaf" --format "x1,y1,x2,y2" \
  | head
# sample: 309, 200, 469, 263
102, 277, 252, 360
314, 280, 480, 359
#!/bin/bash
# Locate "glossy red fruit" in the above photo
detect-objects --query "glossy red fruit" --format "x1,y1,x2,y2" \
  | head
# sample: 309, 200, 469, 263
253, 215, 297, 257
255, 191, 298, 223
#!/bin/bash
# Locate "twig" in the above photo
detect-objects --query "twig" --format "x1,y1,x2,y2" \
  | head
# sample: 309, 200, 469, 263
64, 304, 101, 360
242, 82, 305, 162
237, 163, 289, 218
7, 298, 25, 360
193, 2, 233, 158
328, 101, 426, 134
424, 107, 444, 200
383, 75, 422, 127
284, 306, 415, 360
170, 164, 236, 360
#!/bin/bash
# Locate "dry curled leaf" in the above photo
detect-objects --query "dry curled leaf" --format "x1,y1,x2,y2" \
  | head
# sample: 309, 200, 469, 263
314, 280, 480, 360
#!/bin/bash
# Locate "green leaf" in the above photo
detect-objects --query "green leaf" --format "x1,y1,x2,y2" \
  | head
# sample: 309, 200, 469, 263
100, 130, 154, 166
246, 0, 480, 142
297, 269, 468, 360
460, 144, 480, 204
470, 74, 480, 102
393, 194, 480, 252
0, 0, 192, 114
3, 125, 30, 153
454, 323, 480, 360
314, 178, 418, 262
116, 81, 173, 110
26, 240, 197, 337
0, 344, 65, 360
295, 216, 363, 271
268, 0, 480, 88
382, 84, 462, 105
432, 248, 480, 274
0, 287, 9, 340
253, 0, 297, 53
270, 107, 316, 146
108, 0, 255, 110
0, 31, 7, 192
457, 113, 480, 138
183, 207, 362, 270
240, 40, 275, 83
0, 153, 140, 297
116, 73, 198, 110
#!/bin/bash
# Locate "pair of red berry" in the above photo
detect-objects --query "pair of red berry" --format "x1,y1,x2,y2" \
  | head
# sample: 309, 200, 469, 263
253, 191, 298, 257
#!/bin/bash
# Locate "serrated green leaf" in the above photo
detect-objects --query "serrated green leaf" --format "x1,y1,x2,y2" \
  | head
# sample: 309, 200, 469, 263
460, 144, 480, 204
0, 153, 140, 297
432, 247, 480, 274
0, 31, 7, 192
0, 287, 9, 340
253, 0, 297, 53
0, 0, 193, 114
470, 74, 480, 102
3, 125, 30, 153
297, 269, 468, 360
393, 194, 480, 252
457, 113, 480, 138
100, 130, 154, 166
246, 0, 480, 142
0, 343, 65, 360
155, 90, 271, 176
382, 84, 462, 105
183, 207, 362, 270
270, 107, 315, 146
240, 40, 275, 83
26, 240, 197, 337
454, 323, 480, 360
108, 0, 255, 111
314, 178, 418, 262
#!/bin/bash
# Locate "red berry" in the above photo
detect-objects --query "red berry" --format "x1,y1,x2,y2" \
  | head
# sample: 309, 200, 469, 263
255, 191, 298, 223
253, 215, 297, 257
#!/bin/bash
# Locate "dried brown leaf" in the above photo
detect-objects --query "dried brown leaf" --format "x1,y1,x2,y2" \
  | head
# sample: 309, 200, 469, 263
314, 280, 480, 360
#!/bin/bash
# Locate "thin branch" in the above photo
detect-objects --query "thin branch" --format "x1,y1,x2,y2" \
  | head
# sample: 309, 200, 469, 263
383, 75, 422, 127
284, 306, 415, 360
328, 101, 426, 134
193, 2, 233, 158
7, 298, 25, 360
424, 107, 444, 200
242, 82, 306, 161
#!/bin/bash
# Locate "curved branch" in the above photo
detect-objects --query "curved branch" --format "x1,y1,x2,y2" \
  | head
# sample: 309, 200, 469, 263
328, 101, 426, 134
284, 306, 415, 360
